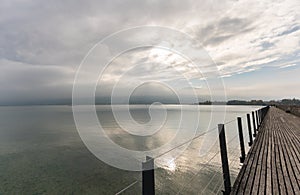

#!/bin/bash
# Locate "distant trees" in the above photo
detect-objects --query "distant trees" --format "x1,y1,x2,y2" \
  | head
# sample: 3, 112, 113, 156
280, 98, 300, 105
267, 98, 300, 106
227, 100, 265, 105
198, 100, 212, 105
197, 98, 300, 106
226, 99, 300, 106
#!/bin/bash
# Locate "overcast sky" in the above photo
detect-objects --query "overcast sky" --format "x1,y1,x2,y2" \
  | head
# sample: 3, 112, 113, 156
0, 0, 300, 105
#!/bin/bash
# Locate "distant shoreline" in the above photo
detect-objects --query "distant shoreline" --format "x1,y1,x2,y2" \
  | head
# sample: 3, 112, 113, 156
0, 98, 299, 107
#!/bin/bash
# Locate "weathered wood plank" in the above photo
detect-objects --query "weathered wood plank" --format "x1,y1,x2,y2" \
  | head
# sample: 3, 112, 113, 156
274, 122, 291, 194
277, 123, 300, 194
240, 122, 267, 194
265, 119, 273, 195
251, 121, 267, 194
232, 129, 265, 194
231, 107, 300, 195
257, 114, 269, 194
271, 123, 280, 195
276, 111, 300, 193
274, 108, 300, 194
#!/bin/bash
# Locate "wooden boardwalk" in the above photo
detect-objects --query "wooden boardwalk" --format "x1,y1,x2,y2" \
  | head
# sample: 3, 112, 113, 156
231, 107, 300, 195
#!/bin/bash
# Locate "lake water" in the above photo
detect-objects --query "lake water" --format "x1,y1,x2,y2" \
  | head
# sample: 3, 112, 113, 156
0, 105, 261, 194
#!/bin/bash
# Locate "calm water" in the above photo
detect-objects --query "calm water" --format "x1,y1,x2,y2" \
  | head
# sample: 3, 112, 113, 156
0, 105, 261, 194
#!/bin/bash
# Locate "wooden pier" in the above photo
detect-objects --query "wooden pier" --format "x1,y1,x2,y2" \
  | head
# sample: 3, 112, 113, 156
231, 107, 300, 194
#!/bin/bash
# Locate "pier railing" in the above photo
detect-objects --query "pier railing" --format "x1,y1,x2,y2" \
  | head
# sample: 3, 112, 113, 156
115, 106, 270, 195
217, 106, 269, 195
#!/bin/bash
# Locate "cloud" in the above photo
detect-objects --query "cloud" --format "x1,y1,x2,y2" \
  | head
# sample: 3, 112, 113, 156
194, 17, 254, 46
0, 0, 300, 104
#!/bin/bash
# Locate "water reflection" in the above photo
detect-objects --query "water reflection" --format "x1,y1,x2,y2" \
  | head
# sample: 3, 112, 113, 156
157, 158, 177, 172
0, 105, 261, 194
166, 158, 176, 172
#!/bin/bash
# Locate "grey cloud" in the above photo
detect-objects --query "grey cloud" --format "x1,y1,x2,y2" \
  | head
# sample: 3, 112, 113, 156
218, 17, 250, 32
0, 0, 208, 66
195, 17, 254, 46
204, 35, 234, 46
260, 41, 274, 50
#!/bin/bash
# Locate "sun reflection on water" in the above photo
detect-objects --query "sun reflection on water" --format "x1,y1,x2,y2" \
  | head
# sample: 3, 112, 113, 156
165, 158, 176, 172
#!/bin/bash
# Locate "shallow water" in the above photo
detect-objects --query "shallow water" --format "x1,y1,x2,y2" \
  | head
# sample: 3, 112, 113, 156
0, 105, 261, 194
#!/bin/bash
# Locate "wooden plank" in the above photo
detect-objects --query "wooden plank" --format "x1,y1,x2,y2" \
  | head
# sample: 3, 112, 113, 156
265, 118, 273, 194
273, 111, 287, 194
232, 109, 269, 195
282, 127, 300, 189
274, 122, 293, 194
242, 122, 267, 194
250, 120, 268, 194
277, 123, 300, 194
283, 125, 300, 165
231, 124, 265, 194
271, 122, 280, 195
232, 107, 300, 195
276, 111, 300, 193
276, 108, 300, 185
258, 114, 270, 194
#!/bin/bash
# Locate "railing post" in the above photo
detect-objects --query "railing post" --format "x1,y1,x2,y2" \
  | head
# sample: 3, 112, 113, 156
256, 110, 259, 129
260, 109, 262, 123
237, 117, 246, 163
261, 106, 269, 120
252, 111, 257, 137
218, 124, 231, 195
262, 107, 265, 120
258, 109, 261, 124
247, 114, 253, 146
142, 156, 155, 195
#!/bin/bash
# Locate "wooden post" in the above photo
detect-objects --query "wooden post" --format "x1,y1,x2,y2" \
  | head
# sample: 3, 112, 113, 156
261, 106, 269, 120
256, 110, 259, 129
142, 156, 155, 195
262, 108, 265, 120
247, 114, 253, 146
252, 111, 257, 137
258, 109, 261, 124
260, 109, 262, 123
218, 124, 231, 195
237, 117, 246, 163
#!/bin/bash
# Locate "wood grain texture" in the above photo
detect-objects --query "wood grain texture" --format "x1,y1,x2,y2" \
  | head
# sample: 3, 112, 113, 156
231, 107, 300, 195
